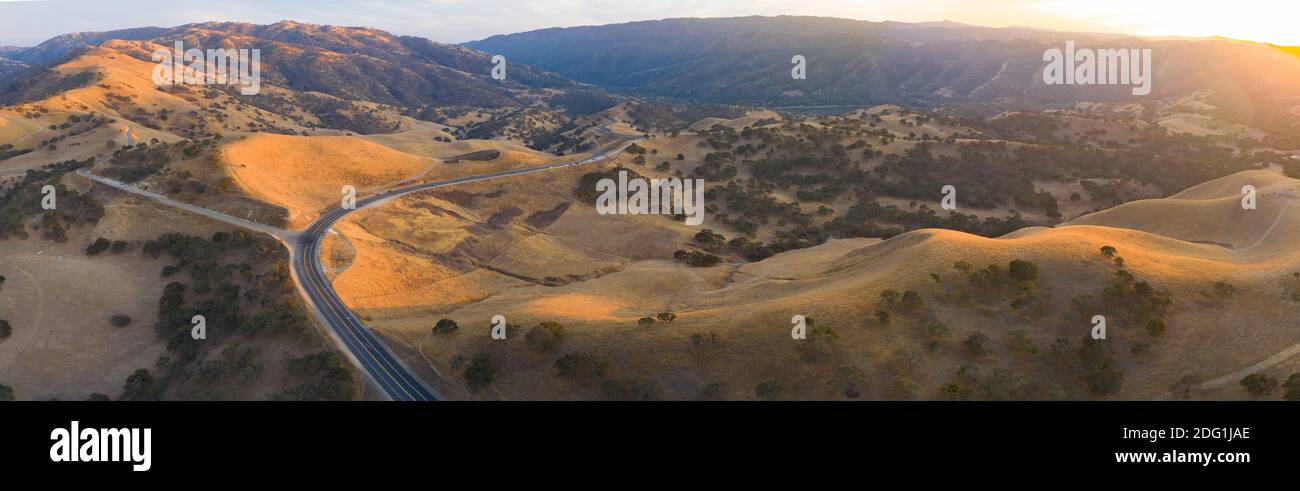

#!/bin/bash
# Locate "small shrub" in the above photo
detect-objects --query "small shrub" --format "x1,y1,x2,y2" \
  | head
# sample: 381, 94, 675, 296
1240, 373, 1278, 397
554, 352, 609, 378
964, 331, 991, 357
463, 353, 495, 392
85, 237, 111, 255
432, 318, 459, 334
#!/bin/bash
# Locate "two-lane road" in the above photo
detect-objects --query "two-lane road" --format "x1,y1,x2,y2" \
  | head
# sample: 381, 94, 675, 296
290, 138, 643, 400
80, 136, 640, 400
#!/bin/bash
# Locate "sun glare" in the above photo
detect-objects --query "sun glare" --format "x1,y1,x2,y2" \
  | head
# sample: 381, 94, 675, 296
1032, 0, 1300, 45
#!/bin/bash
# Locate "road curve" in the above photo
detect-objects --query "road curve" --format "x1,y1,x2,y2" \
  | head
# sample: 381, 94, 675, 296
290, 137, 643, 401
78, 137, 640, 400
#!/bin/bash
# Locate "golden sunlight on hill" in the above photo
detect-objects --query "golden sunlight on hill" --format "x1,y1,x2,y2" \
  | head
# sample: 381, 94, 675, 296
222, 133, 435, 228
324, 166, 1300, 400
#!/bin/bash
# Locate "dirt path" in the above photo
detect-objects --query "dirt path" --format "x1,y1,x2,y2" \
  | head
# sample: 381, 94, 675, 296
0, 256, 47, 376
1188, 195, 1299, 393
1237, 201, 1293, 252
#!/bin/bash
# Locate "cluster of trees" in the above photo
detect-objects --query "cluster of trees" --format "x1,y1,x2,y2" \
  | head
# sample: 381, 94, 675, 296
451, 316, 676, 400
275, 351, 355, 400
707, 180, 807, 237
121, 230, 327, 400
971, 116, 1244, 194
555, 352, 609, 378
919, 317, 951, 352
624, 102, 746, 133
1095, 246, 1172, 339
637, 312, 676, 326
547, 89, 623, 117
189, 345, 263, 395
0, 143, 31, 161
120, 369, 161, 401
869, 144, 1056, 215
0, 159, 103, 241
879, 289, 925, 312
940, 334, 1124, 401
939, 259, 1047, 317
35, 113, 114, 151
574, 166, 639, 203
102, 142, 172, 183
825, 199, 1029, 240
462, 353, 495, 392
1075, 336, 1125, 395
662, 110, 1257, 265
691, 151, 738, 181
1240, 372, 1300, 400
1240, 373, 1277, 397
726, 230, 826, 262
85, 237, 130, 255
527, 120, 597, 154
237, 91, 402, 135
872, 255, 1137, 400
462, 107, 566, 146
672, 249, 721, 267
888, 239, 1216, 399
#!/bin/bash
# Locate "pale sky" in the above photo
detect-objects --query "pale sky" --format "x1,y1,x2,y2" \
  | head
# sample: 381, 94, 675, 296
1, 0, 1297, 47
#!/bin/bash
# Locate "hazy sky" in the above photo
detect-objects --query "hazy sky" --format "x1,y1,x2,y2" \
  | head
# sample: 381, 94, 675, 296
1, 0, 1297, 47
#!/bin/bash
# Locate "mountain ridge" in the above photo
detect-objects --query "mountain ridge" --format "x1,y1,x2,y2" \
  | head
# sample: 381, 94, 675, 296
0, 21, 578, 108
466, 15, 1300, 127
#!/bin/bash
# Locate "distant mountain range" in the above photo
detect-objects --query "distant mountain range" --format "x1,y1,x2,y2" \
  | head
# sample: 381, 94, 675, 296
2, 26, 166, 66
468, 16, 1300, 122
4, 16, 1300, 131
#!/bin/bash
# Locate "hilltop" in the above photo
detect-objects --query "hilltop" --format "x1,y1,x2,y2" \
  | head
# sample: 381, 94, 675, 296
329, 167, 1300, 400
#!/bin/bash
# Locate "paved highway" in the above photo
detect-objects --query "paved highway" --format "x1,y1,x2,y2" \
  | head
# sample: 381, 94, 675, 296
76, 168, 292, 239
292, 138, 641, 400
81, 136, 640, 400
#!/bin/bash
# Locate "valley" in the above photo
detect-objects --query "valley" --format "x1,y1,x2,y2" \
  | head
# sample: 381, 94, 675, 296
1, 16, 1300, 402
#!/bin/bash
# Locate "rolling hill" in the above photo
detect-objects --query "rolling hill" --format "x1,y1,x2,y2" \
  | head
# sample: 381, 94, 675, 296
328, 165, 1300, 400
2, 21, 575, 108
4, 16, 1300, 401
